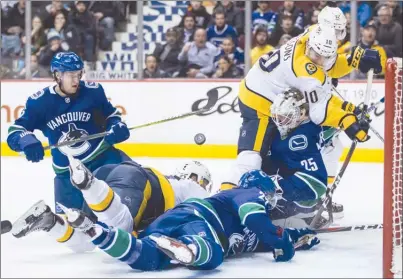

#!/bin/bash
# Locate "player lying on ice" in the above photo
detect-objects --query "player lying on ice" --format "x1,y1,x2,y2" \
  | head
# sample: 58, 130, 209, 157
12, 168, 320, 271
11, 160, 212, 252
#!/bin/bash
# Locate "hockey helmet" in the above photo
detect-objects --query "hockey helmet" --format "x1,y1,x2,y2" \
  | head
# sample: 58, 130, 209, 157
318, 6, 347, 40
175, 161, 212, 191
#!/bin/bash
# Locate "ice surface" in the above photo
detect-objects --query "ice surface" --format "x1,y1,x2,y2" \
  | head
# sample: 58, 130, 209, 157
1, 157, 384, 278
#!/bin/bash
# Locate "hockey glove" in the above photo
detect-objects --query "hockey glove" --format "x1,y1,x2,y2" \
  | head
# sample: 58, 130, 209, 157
347, 46, 382, 74
105, 122, 130, 145
18, 132, 44, 163
273, 229, 295, 262
285, 228, 320, 251
342, 101, 372, 121
341, 114, 371, 142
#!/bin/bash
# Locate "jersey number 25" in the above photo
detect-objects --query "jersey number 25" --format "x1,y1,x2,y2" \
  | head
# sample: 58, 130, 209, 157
259, 50, 280, 73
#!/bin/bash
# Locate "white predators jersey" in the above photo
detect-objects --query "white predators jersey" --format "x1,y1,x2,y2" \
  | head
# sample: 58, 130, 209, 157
239, 34, 352, 128
168, 178, 210, 205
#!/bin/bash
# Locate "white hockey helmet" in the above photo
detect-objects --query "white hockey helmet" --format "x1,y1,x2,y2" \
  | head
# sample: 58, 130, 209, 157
318, 6, 347, 40
175, 161, 212, 192
306, 25, 338, 67
270, 88, 309, 139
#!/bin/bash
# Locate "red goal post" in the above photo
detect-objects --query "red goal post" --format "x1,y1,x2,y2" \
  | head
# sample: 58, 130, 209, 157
384, 57, 402, 279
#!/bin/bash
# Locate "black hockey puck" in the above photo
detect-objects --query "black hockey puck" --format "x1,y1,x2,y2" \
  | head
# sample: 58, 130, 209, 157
1, 220, 12, 235
194, 133, 206, 145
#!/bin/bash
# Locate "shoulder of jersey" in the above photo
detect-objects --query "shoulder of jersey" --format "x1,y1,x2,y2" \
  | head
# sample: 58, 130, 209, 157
292, 42, 326, 85
79, 80, 101, 90
28, 86, 53, 104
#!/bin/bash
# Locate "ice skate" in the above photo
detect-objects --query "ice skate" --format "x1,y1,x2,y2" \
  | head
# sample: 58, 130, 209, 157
68, 156, 94, 190
11, 200, 61, 238
315, 201, 344, 220
149, 234, 196, 265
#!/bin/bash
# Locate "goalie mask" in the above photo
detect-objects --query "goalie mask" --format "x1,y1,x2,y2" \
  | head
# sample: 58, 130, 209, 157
175, 161, 212, 192
271, 88, 309, 139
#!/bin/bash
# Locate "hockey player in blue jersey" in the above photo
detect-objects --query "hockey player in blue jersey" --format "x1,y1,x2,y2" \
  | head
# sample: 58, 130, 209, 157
19, 169, 319, 271
6, 52, 132, 214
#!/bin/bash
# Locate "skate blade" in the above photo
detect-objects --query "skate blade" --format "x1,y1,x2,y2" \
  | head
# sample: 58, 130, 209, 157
11, 200, 48, 238
150, 235, 195, 265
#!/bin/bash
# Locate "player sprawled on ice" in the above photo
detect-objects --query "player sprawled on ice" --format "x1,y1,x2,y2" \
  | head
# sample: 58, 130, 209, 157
11, 92, 320, 271
220, 2, 381, 195
6, 52, 132, 215
11, 160, 211, 252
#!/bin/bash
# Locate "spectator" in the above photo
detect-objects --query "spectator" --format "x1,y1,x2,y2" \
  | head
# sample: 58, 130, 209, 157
15, 54, 50, 78
252, 1, 277, 34
277, 33, 292, 48
68, 1, 97, 64
42, 0, 70, 30
153, 27, 183, 77
206, 10, 238, 47
212, 0, 244, 35
89, 1, 124, 51
215, 37, 244, 68
277, 1, 304, 30
1, 0, 25, 57
304, 8, 319, 29
48, 11, 81, 54
143, 55, 169, 78
269, 14, 302, 47
251, 25, 274, 65
358, 23, 387, 76
21, 15, 46, 55
212, 55, 242, 78
375, 5, 402, 57
39, 30, 68, 68
338, 0, 372, 28
386, 0, 402, 25
179, 13, 196, 43
179, 1, 211, 29
178, 28, 219, 78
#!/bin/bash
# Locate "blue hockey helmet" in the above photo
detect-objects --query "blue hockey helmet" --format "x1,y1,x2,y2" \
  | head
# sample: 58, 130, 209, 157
50, 52, 84, 73
238, 170, 282, 209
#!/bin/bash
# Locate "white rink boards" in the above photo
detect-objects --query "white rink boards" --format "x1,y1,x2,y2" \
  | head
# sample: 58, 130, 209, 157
1, 157, 383, 278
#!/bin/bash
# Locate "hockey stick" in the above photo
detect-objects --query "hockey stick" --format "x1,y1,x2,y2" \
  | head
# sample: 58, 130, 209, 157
310, 69, 374, 230
315, 223, 383, 234
332, 86, 384, 143
1, 220, 12, 235
43, 102, 215, 151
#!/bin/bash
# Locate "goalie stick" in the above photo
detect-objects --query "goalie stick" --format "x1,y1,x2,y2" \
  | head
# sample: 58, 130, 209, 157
310, 69, 374, 230
1, 220, 12, 234
42, 100, 215, 151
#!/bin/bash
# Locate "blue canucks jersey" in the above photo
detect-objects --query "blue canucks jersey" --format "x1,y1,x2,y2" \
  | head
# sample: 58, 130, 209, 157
252, 11, 278, 33
206, 24, 238, 47
262, 121, 327, 206
214, 47, 245, 66
7, 81, 122, 174
183, 187, 284, 256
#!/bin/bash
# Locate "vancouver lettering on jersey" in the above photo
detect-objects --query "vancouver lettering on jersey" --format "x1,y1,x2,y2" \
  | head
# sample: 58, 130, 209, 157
46, 112, 92, 130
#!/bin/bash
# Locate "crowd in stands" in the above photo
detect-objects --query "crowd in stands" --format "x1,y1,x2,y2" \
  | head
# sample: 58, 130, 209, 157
1, 0, 128, 78
1, 0, 402, 79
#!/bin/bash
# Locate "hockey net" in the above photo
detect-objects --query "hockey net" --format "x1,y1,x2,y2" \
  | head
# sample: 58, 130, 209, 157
384, 57, 402, 279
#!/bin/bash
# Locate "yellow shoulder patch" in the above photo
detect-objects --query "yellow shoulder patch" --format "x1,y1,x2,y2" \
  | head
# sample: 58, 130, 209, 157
292, 41, 326, 84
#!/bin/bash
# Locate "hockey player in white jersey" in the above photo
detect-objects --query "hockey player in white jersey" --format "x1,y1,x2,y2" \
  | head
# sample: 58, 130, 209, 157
11, 159, 212, 252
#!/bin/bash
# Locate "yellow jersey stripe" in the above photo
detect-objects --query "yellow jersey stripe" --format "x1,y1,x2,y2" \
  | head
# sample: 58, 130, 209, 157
56, 224, 74, 243
133, 180, 152, 227
146, 167, 176, 211
89, 186, 115, 212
